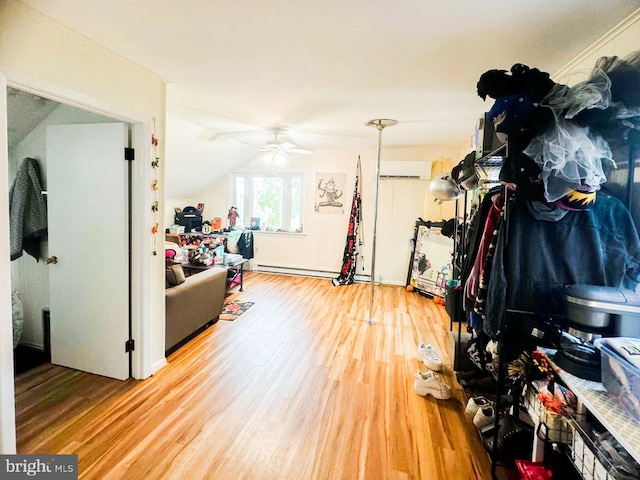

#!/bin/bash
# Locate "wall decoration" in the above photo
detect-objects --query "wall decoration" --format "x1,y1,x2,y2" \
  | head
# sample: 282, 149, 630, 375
314, 172, 346, 215
151, 118, 160, 255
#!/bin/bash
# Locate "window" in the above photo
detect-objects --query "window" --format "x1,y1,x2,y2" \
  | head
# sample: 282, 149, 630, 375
232, 173, 305, 232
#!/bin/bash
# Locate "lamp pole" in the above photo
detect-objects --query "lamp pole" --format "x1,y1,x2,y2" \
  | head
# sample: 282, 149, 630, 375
365, 119, 397, 325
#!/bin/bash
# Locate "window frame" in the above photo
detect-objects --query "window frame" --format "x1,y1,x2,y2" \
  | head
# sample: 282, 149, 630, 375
230, 172, 305, 232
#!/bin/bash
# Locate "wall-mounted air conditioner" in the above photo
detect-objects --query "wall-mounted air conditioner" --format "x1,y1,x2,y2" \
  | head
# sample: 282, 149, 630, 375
379, 161, 431, 180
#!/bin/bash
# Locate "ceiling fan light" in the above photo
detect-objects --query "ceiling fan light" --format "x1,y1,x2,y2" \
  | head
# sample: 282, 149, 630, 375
264, 151, 288, 167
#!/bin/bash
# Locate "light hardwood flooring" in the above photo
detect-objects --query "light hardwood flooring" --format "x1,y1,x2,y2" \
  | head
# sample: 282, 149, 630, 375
15, 273, 496, 479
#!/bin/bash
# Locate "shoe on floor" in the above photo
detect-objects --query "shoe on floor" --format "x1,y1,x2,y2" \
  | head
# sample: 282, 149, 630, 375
465, 396, 493, 417
473, 405, 496, 429
413, 370, 451, 400
417, 343, 443, 371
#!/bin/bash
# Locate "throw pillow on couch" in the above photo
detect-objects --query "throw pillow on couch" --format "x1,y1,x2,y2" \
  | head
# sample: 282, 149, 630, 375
166, 262, 186, 287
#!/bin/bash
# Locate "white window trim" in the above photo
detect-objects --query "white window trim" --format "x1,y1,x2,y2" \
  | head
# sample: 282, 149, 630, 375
230, 172, 305, 232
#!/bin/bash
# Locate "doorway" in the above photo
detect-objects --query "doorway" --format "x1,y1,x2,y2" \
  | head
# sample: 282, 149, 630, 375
7, 87, 131, 380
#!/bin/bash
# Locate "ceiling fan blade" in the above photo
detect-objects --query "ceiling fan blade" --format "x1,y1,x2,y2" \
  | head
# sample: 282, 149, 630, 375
274, 142, 297, 149
223, 126, 316, 155
287, 148, 314, 155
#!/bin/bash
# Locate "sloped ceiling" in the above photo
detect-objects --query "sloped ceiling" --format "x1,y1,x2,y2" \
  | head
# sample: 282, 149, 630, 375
17, 0, 640, 196
6, 87, 58, 151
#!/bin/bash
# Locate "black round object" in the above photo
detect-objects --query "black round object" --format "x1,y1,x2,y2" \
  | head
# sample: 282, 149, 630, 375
553, 346, 601, 382
559, 341, 600, 367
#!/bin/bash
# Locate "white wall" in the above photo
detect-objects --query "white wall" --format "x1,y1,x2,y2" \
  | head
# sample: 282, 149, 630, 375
554, 10, 640, 85
9, 103, 116, 350
192, 144, 462, 285
165, 190, 230, 231
0, 1, 167, 453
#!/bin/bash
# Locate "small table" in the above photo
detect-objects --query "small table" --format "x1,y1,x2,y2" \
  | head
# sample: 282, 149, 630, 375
182, 258, 248, 292
224, 259, 247, 292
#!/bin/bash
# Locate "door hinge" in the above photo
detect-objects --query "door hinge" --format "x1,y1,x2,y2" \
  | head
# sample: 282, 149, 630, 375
124, 148, 135, 161
125, 339, 135, 352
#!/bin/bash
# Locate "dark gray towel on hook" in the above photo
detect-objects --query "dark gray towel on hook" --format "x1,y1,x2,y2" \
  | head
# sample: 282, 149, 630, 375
9, 157, 48, 261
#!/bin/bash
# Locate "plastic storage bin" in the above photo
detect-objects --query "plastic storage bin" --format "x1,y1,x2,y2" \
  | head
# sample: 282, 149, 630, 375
595, 337, 640, 422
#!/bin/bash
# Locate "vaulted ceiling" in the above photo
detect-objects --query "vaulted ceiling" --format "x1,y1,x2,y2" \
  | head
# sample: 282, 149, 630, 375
17, 0, 640, 196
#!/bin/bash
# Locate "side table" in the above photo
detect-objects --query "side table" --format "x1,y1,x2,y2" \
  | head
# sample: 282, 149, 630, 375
182, 258, 248, 292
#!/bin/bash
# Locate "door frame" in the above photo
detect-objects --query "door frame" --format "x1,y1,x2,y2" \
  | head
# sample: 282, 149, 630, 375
0, 69, 158, 451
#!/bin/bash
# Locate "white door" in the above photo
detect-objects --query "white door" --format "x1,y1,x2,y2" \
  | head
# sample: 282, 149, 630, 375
46, 123, 129, 380
377, 178, 428, 285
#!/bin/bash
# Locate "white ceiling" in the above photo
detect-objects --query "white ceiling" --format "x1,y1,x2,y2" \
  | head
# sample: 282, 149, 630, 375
19, 0, 640, 196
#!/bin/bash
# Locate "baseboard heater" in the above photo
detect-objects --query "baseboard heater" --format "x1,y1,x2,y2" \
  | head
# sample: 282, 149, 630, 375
254, 264, 371, 283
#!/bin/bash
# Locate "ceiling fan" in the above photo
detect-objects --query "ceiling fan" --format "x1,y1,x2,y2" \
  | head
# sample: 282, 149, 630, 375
243, 128, 315, 167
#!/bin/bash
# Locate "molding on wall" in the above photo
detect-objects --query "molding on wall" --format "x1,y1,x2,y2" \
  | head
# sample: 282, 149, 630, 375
150, 358, 167, 376
554, 8, 640, 79
252, 265, 405, 286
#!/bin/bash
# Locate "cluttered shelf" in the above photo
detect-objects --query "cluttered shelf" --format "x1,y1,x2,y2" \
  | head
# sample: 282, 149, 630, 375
540, 348, 640, 466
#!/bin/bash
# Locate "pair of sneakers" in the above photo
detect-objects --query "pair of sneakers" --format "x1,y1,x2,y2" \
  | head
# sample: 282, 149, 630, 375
413, 343, 450, 400
416, 343, 443, 372
465, 396, 496, 429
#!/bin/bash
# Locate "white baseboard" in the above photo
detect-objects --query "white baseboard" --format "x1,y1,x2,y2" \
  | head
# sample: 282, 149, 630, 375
254, 264, 371, 282
252, 264, 405, 285
149, 358, 167, 377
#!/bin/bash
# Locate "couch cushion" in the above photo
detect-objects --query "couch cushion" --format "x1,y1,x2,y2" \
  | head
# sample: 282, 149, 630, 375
166, 263, 186, 287
165, 266, 227, 353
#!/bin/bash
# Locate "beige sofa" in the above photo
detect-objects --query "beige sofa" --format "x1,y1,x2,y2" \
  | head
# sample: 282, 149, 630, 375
165, 266, 227, 355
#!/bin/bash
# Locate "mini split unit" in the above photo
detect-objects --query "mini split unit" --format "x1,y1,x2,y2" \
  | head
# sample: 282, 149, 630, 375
379, 161, 432, 180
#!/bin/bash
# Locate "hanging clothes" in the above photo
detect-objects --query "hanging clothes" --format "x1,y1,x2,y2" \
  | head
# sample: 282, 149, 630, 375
333, 157, 362, 286
472, 197, 505, 319
460, 186, 503, 309
9, 157, 47, 261
236, 231, 254, 260
466, 193, 504, 299
484, 191, 640, 338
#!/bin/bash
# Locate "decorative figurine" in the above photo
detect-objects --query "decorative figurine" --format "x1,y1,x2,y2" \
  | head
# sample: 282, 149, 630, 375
228, 206, 239, 228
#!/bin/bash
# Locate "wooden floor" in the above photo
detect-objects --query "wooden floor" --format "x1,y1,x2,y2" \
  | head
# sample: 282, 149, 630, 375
15, 273, 496, 479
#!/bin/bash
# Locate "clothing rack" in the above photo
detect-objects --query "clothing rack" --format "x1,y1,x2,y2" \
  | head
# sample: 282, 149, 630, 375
473, 139, 524, 480
447, 140, 515, 479
450, 53, 640, 479
451, 146, 506, 368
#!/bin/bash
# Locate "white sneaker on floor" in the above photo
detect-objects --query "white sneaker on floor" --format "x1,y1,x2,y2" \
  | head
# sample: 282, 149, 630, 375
417, 343, 443, 371
413, 370, 451, 400
465, 396, 492, 417
473, 405, 496, 429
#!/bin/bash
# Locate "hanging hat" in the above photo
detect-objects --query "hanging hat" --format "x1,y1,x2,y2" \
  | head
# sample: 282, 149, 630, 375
487, 95, 536, 138
451, 151, 479, 190
477, 69, 513, 101
555, 187, 597, 211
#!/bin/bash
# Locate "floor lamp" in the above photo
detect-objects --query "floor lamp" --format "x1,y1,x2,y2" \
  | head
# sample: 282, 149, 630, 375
365, 118, 397, 325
